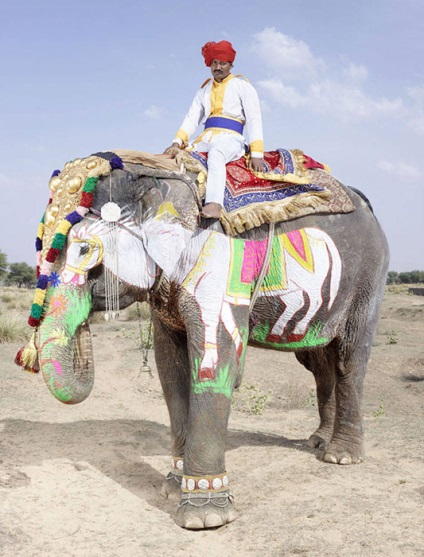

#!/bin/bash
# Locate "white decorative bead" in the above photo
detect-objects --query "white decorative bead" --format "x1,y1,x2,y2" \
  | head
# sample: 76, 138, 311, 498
181, 478, 187, 489
101, 201, 121, 222
187, 479, 195, 491
176, 460, 184, 471
212, 477, 223, 490
222, 475, 229, 487
198, 479, 210, 490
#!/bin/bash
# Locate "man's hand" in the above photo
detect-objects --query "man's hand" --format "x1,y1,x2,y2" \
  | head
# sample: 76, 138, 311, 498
163, 142, 181, 158
249, 156, 264, 173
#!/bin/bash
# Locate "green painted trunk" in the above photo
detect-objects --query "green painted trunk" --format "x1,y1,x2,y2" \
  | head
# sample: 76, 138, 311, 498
38, 282, 94, 404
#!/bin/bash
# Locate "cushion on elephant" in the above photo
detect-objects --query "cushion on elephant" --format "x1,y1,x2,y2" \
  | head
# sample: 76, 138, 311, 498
180, 148, 356, 235
93, 149, 355, 236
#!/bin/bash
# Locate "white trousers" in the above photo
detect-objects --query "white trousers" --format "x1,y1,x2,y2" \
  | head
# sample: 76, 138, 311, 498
193, 133, 245, 205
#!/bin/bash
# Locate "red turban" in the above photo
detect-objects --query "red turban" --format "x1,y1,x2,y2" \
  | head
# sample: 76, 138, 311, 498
201, 41, 236, 66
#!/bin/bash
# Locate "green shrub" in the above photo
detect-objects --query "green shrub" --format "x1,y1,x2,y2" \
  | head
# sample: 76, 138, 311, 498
372, 397, 386, 417
304, 388, 317, 407
232, 383, 271, 415
387, 330, 399, 344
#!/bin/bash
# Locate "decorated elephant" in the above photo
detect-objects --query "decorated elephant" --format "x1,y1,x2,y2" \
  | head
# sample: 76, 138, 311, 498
18, 151, 389, 529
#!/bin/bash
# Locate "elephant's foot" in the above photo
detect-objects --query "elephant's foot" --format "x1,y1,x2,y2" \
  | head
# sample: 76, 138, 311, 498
175, 491, 237, 529
307, 427, 333, 449
161, 472, 182, 502
321, 436, 364, 465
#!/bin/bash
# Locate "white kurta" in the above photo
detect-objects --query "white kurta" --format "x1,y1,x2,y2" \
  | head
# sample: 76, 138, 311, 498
172, 74, 264, 206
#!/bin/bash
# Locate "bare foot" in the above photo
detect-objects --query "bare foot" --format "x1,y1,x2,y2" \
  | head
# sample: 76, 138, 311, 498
201, 202, 222, 219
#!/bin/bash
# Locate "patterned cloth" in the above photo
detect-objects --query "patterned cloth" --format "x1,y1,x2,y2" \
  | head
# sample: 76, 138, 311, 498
190, 148, 355, 235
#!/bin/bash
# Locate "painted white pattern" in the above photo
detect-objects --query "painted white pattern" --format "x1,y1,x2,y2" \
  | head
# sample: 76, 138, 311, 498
64, 210, 342, 377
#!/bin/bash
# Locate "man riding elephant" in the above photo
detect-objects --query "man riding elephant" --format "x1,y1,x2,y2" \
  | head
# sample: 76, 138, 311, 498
163, 40, 265, 219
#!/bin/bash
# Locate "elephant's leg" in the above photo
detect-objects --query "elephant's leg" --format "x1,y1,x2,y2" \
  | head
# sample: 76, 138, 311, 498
296, 347, 336, 449
152, 315, 190, 502
322, 345, 367, 465
173, 314, 244, 529
319, 303, 378, 466
175, 391, 237, 529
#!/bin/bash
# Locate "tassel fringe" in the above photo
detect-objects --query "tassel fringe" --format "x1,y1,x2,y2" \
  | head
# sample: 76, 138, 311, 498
15, 330, 40, 373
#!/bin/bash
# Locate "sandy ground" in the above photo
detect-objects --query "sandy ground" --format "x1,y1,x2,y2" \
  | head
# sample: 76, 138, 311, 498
1, 288, 424, 557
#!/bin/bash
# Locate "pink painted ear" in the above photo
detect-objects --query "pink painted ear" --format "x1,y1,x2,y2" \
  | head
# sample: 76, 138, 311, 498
69, 227, 78, 240
76, 224, 88, 240
143, 216, 192, 275
69, 224, 87, 241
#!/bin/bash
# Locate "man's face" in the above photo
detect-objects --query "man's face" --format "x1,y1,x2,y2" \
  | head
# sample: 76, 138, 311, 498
210, 59, 233, 82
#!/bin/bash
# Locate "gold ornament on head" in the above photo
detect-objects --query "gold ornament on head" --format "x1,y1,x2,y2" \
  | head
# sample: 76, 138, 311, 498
86, 159, 98, 170
49, 176, 61, 192
40, 155, 111, 263
45, 205, 60, 228
66, 176, 82, 193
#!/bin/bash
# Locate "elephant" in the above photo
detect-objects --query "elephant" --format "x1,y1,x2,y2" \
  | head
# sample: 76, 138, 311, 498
31, 155, 389, 529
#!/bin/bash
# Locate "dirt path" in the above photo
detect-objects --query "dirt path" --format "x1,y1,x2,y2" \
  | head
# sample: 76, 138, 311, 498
1, 290, 423, 556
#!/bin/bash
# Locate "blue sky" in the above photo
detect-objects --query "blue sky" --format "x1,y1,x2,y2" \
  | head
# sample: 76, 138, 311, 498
1, 0, 423, 271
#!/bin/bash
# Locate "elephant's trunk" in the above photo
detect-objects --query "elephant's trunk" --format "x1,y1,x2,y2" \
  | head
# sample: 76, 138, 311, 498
37, 284, 95, 404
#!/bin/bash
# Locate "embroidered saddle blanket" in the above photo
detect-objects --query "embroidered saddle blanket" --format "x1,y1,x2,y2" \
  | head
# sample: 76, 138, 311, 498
182, 148, 355, 235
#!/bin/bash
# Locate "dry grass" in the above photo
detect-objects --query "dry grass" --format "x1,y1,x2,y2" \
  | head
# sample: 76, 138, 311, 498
386, 283, 424, 294
0, 287, 34, 311
0, 311, 30, 343
0, 288, 33, 343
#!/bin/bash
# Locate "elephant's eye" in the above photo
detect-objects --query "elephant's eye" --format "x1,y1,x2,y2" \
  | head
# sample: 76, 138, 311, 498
80, 244, 90, 256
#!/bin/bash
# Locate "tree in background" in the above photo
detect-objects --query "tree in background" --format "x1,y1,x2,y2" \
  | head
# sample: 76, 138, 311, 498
7, 262, 36, 288
398, 270, 424, 284
0, 250, 8, 280
387, 271, 399, 284
387, 270, 424, 285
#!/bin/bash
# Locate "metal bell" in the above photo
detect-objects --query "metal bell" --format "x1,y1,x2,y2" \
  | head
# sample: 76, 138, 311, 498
140, 364, 152, 373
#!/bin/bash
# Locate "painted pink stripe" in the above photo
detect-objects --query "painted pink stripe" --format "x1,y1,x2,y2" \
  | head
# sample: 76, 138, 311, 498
52, 359, 63, 376
241, 240, 268, 283
286, 230, 306, 260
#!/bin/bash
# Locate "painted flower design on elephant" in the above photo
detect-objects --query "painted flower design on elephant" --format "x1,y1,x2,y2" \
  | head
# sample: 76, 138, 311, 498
46, 327, 69, 347
49, 271, 61, 288
45, 292, 68, 317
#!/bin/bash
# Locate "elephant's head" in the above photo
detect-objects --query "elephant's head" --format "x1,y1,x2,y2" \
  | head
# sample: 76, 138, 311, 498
35, 162, 200, 404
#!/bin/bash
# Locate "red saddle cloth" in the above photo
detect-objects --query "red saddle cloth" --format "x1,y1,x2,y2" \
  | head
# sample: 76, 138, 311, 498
225, 150, 326, 193
190, 148, 353, 235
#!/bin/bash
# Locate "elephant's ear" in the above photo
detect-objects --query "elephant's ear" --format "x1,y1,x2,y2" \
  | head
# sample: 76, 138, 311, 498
142, 212, 193, 275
